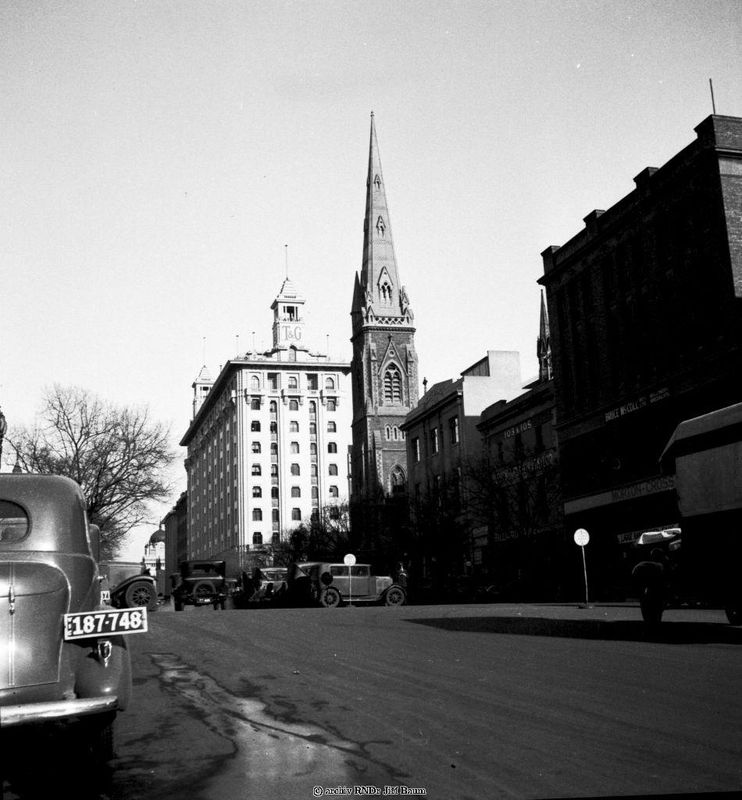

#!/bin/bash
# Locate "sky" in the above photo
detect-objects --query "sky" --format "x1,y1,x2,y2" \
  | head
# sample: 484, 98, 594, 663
2, 0, 741, 559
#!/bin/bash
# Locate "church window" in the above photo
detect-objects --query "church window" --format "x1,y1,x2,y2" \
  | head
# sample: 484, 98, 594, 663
379, 281, 392, 303
373, 174, 381, 190
385, 425, 391, 440
390, 466, 406, 494
376, 216, 386, 237
383, 365, 403, 403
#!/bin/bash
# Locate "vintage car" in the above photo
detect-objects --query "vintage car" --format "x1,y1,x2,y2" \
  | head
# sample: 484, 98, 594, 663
296, 561, 407, 607
109, 572, 159, 612
172, 560, 228, 611
246, 566, 289, 605
0, 474, 147, 762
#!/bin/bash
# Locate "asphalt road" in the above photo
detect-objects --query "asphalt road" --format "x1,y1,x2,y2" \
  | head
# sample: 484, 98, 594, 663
4, 602, 742, 800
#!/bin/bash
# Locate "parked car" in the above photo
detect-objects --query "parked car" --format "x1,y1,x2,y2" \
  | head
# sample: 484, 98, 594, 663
247, 566, 289, 605
172, 560, 227, 611
0, 474, 147, 762
109, 571, 159, 612
296, 562, 407, 607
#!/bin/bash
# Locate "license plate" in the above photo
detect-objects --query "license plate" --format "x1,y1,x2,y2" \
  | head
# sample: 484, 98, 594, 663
63, 608, 148, 640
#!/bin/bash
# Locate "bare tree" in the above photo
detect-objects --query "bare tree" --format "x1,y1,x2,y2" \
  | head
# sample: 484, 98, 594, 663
9, 385, 176, 559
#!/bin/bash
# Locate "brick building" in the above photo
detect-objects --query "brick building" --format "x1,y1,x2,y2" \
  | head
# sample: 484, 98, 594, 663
539, 114, 742, 597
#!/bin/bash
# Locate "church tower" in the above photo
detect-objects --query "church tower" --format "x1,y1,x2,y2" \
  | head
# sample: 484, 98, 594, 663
351, 113, 418, 502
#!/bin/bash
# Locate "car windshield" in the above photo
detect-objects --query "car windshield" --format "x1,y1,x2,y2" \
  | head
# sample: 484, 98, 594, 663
0, 500, 29, 545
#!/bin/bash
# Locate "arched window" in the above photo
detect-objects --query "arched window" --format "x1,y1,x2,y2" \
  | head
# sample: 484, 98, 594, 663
310, 464, 318, 477
329, 485, 339, 498
390, 465, 406, 494
309, 401, 317, 415
252, 486, 262, 498
252, 509, 263, 521
310, 443, 317, 455
291, 442, 300, 454
290, 420, 299, 432
289, 399, 299, 411
250, 375, 260, 390
327, 442, 337, 453
252, 532, 263, 545
327, 421, 336, 433
383, 364, 403, 403
385, 425, 391, 440
325, 377, 335, 391
326, 399, 336, 411
269, 400, 278, 414
328, 464, 338, 476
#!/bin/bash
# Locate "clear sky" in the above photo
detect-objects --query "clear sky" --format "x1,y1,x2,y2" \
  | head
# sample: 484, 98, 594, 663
2, 0, 741, 558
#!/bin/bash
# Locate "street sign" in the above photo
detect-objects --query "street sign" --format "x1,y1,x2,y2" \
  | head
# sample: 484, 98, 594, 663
573, 528, 590, 547
343, 554, 356, 605
343, 554, 356, 566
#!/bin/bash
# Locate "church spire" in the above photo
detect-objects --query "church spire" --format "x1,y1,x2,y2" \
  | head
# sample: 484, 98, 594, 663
353, 112, 413, 333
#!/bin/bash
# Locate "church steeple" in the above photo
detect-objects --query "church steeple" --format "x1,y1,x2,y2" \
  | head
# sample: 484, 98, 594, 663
352, 112, 413, 334
350, 114, 418, 504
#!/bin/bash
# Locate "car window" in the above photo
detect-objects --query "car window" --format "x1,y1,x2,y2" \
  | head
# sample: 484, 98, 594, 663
329, 565, 346, 576
351, 566, 370, 577
0, 500, 29, 544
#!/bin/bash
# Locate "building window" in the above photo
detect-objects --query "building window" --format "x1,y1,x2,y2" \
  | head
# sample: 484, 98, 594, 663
268, 373, 278, 390
326, 399, 336, 411
431, 427, 439, 454
325, 376, 335, 391
413, 437, 420, 462
328, 464, 338, 476
252, 486, 262, 498
270, 442, 278, 455
253, 532, 263, 545
251, 421, 261, 432
309, 422, 317, 435
270, 400, 278, 414
383, 364, 403, 403
327, 442, 337, 453
290, 441, 300, 454
288, 376, 298, 390
385, 425, 391, 440
250, 398, 261, 410
251, 464, 261, 476
327, 421, 336, 433
252, 509, 263, 521
310, 442, 317, 455
270, 421, 277, 434
329, 485, 339, 497
272, 508, 279, 523
291, 463, 300, 476
449, 416, 460, 444
291, 486, 301, 498
290, 420, 299, 432
307, 374, 318, 390
289, 399, 299, 411
271, 486, 279, 499
250, 375, 261, 390
310, 464, 318, 477
252, 442, 261, 453
311, 485, 319, 499
291, 508, 302, 521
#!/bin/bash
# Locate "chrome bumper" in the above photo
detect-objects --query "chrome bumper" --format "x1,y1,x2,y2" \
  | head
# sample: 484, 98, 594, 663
0, 696, 118, 727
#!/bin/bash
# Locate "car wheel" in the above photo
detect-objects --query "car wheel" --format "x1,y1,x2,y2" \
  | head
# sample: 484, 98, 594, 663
83, 712, 116, 765
384, 586, 406, 606
320, 586, 342, 608
193, 580, 216, 604
124, 581, 157, 611
639, 585, 664, 624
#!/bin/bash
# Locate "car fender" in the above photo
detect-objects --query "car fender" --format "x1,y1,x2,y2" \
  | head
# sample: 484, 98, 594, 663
72, 636, 133, 711
111, 574, 158, 611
